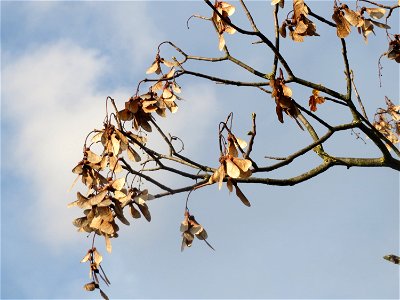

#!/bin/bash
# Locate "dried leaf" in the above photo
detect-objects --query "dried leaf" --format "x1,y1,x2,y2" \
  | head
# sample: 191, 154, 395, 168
114, 201, 130, 226
100, 289, 109, 300
138, 203, 151, 222
226, 158, 240, 178
234, 184, 251, 207
111, 178, 125, 191
91, 132, 103, 143
162, 59, 178, 68
332, 7, 351, 38
83, 282, 97, 292
309, 89, 325, 112
343, 6, 363, 27
118, 109, 134, 121
279, 23, 287, 38
146, 60, 160, 75
99, 221, 115, 235
90, 190, 108, 206
81, 251, 91, 263
105, 235, 112, 253
370, 19, 390, 29
130, 204, 141, 218
93, 248, 103, 266
365, 7, 386, 19
218, 34, 226, 51
226, 178, 233, 193
293, 0, 308, 20
383, 254, 400, 264
232, 157, 252, 172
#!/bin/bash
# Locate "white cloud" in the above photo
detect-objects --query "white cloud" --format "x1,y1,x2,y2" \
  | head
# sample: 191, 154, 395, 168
3, 40, 127, 251
2, 39, 220, 252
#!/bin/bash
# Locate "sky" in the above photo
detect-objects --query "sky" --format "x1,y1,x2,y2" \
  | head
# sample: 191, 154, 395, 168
1, 0, 399, 299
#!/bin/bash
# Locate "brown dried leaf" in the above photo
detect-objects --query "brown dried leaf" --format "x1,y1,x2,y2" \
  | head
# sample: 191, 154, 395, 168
232, 157, 252, 172
100, 289, 109, 300
81, 251, 91, 263
130, 204, 141, 218
226, 178, 234, 193
90, 216, 103, 229
111, 178, 125, 191
383, 254, 400, 265
332, 8, 351, 38
91, 132, 103, 143
293, 0, 308, 20
86, 150, 102, 164
218, 34, 226, 51
234, 184, 251, 207
93, 248, 103, 266
343, 6, 363, 27
146, 60, 161, 75
118, 109, 134, 121
226, 158, 240, 178
370, 19, 390, 29
83, 282, 97, 292
99, 221, 115, 235
104, 235, 112, 253
308, 89, 325, 112
138, 203, 151, 222
365, 7, 386, 19
279, 23, 287, 38
90, 190, 108, 206
127, 146, 141, 162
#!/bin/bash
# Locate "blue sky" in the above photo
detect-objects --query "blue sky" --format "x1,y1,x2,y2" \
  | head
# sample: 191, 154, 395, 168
1, 1, 399, 299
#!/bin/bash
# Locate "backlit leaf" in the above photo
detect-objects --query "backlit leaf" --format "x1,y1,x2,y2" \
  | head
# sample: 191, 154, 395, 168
105, 235, 112, 253
130, 204, 141, 218
90, 190, 108, 206
226, 158, 240, 178
235, 185, 251, 207
365, 7, 386, 19
111, 178, 125, 191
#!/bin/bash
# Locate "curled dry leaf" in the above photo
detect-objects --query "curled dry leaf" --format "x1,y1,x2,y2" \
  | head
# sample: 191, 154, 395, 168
146, 54, 162, 75
270, 70, 302, 129
342, 5, 363, 27
279, 22, 287, 38
234, 183, 251, 207
100, 289, 110, 300
383, 254, 400, 265
332, 6, 351, 38
180, 210, 214, 251
373, 98, 400, 151
308, 89, 325, 112
84, 282, 98, 292
213, 1, 236, 51
365, 7, 386, 20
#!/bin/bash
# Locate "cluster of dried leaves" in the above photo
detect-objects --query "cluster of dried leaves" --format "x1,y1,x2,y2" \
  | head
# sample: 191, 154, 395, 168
270, 69, 303, 129
119, 68, 181, 131
180, 209, 214, 251
308, 89, 325, 112
279, 0, 319, 42
276, 0, 391, 44
81, 248, 110, 300
373, 97, 400, 150
69, 121, 154, 298
205, 123, 252, 206
212, 1, 236, 50
332, 3, 390, 42
387, 34, 400, 63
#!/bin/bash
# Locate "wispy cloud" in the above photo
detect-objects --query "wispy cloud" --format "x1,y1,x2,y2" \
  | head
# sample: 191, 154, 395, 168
2, 36, 220, 253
